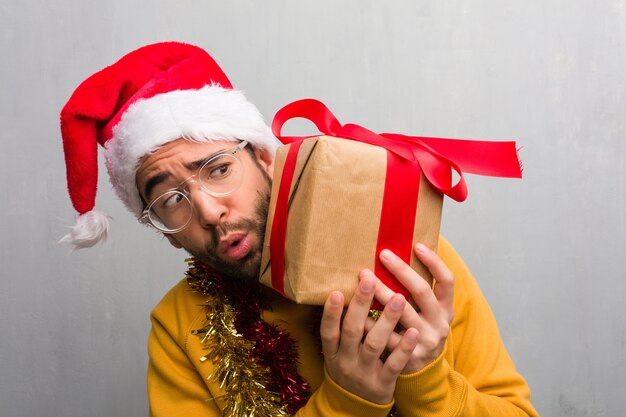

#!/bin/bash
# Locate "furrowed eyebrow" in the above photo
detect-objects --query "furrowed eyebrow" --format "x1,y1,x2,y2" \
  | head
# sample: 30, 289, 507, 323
184, 148, 230, 171
144, 172, 170, 203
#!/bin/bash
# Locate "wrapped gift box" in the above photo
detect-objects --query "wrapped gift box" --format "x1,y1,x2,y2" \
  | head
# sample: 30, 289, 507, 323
259, 135, 441, 305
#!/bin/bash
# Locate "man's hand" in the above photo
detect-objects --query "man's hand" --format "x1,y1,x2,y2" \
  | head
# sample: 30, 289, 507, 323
366, 243, 455, 375
320, 274, 420, 404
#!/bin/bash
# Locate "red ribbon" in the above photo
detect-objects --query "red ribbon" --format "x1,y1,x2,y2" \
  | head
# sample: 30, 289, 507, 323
269, 98, 522, 300
269, 140, 303, 297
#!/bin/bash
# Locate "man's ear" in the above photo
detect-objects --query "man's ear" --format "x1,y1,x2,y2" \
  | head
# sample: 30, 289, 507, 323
164, 234, 183, 249
254, 147, 275, 179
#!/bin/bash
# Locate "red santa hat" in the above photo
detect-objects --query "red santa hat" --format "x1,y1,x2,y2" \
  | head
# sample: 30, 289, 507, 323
59, 41, 279, 248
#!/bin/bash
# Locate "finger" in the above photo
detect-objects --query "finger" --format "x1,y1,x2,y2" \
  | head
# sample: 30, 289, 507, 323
358, 293, 406, 366
364, 316, 405, 351
379, 328, 419, 384
337, 274, 377, 356
320, 291, 344, 360
367, 270, 422, 330
414, 243, 454, 322
378, 249, 440, 320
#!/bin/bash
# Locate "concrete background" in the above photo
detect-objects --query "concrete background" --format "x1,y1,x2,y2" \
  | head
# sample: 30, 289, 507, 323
1, 1, 624, 416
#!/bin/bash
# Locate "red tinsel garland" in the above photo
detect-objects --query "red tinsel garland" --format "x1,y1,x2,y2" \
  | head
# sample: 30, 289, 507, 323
187, 259, 311, 414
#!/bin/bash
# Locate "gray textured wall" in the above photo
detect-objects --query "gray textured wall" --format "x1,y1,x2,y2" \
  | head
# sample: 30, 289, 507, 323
1, 1, 624, 416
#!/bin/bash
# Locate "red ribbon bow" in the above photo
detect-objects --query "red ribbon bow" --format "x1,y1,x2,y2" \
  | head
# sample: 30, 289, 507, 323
269, 98, 521, 301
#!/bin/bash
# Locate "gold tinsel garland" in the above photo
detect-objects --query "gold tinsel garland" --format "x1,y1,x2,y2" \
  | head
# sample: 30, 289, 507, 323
188, 262, 290, 417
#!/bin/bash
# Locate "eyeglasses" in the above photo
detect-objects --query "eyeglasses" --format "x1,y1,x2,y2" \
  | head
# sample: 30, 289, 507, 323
139, 141, 249, 233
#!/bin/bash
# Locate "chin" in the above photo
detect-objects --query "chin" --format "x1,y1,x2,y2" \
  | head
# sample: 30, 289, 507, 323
196, 250, 262, 282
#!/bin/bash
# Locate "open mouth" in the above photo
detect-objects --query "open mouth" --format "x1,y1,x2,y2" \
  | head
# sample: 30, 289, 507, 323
219, 232, 253, 261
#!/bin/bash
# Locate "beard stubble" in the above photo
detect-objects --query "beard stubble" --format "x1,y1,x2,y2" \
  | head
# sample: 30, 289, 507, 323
192, 178, 271, 281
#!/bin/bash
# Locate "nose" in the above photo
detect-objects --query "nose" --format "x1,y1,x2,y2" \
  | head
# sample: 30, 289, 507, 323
188, 185, 228, 228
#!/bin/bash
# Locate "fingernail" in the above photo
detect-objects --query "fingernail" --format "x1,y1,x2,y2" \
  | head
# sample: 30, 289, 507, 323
361, 278, 375, 293
390, 295, 405, 310
330, 292, 342, 307
380, 249, 396, 262
405, 328, 418, 343
415, 243, 428, 254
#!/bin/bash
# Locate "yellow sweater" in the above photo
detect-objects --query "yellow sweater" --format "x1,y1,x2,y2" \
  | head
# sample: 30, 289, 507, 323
147, 237, 539, 417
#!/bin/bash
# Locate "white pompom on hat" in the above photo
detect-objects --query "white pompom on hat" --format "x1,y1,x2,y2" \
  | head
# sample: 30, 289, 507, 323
59, 42, 280, 248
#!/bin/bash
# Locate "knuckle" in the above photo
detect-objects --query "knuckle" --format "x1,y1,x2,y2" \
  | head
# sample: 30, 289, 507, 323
412, 283, 431, 299
354, 294, 371, 306
386, 359, 404, 374
321, 312, 335, 325
421, 334, 440, 352
336, 362, 352, 376
320, 327, 337, 342
363, 338, 384, 354
381, 306, 402, 321
341, 323, 362, 339
353, 290, 373, 305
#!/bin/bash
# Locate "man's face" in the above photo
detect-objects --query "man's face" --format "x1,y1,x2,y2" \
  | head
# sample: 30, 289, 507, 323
135, 139, 274, 281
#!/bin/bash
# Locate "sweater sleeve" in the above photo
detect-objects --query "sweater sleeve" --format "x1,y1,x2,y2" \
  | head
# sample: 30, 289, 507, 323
392, 237, 539, 417
294, 368, 394, 417
147, 280, 223, 417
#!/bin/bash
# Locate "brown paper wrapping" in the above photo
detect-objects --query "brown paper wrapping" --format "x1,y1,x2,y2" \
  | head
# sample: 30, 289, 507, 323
259, 136, 443, 305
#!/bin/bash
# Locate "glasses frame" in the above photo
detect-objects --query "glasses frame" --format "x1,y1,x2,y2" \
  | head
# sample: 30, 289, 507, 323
138, 140, 249, 233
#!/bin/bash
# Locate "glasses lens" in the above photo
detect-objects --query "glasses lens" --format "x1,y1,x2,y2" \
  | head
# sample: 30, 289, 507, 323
198, 153, 244, 196
148, 190, 192, 232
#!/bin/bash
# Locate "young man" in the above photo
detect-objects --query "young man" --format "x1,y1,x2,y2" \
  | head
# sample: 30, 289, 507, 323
60, 42, 538, 417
